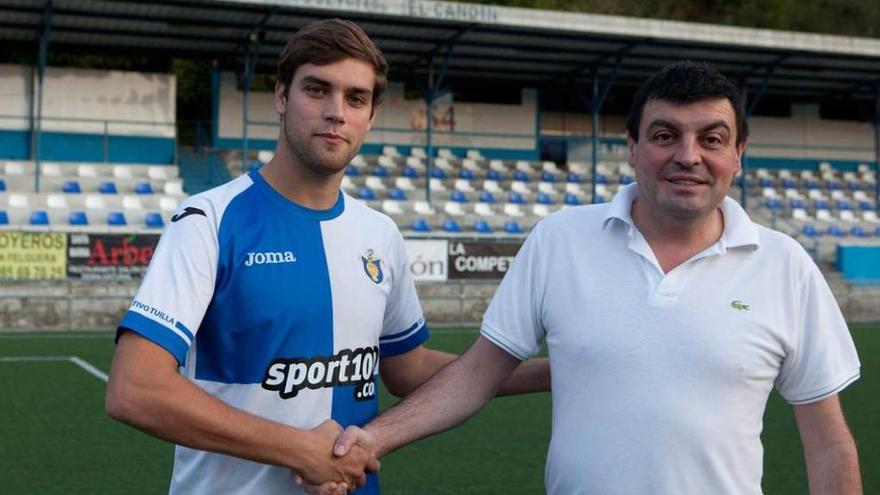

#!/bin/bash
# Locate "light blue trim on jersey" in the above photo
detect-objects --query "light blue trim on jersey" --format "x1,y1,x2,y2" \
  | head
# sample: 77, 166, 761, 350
379, 322, 429, 357
118, 311, 190, 365
249, 170, 345, 220
175, 321, 195, 342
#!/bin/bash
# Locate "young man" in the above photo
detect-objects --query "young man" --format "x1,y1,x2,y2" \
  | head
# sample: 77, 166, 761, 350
105, 19, 549, 495
329, 61, 862, 494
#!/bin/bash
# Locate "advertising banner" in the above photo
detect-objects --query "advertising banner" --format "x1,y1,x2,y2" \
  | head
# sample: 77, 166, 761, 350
404, 239, 448, 282
0, 231, 67, 280
447, 241, 522, 280
67, 233, 159, 281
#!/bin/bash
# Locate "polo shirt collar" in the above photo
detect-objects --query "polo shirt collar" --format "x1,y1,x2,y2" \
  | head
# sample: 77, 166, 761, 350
603, 182, 760, 252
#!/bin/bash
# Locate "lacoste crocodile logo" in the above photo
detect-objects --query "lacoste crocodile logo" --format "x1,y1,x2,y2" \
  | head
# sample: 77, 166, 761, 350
171, 207, 206, 222
730, 300, 750, 311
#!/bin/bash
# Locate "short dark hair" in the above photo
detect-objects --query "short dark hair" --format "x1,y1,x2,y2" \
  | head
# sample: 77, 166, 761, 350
626, 61, 748, 145
277, 19, 389, 109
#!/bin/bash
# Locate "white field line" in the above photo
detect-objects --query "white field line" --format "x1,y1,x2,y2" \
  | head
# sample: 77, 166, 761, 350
0, 355, 108, 382
0, 333, 113, 339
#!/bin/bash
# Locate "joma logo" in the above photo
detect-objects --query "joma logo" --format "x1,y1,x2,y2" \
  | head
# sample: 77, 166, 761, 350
245, 251, 297, 266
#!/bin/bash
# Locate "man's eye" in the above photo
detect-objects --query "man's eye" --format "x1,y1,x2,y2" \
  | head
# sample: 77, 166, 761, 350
305, 86, 325, 95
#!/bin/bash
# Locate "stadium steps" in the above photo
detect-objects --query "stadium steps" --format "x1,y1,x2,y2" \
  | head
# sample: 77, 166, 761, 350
178, 150, 232, 194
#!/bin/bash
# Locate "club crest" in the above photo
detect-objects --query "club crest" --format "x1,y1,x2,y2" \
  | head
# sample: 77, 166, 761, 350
361, 249, 383, 284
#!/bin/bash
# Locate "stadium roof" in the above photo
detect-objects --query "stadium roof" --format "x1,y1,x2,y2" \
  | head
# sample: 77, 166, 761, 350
4, 0, 880, 101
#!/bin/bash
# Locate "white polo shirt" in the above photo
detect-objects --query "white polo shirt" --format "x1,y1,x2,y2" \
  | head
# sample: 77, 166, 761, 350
481, 183, 860, 495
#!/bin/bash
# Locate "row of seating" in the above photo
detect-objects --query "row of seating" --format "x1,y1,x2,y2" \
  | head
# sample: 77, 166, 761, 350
1, 161, 179, 180
0, 192, 179, 211
0, 176, 184, 196
1, 209, 166, 229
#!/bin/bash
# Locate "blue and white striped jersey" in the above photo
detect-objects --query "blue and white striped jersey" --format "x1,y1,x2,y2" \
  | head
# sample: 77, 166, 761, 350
119, 170, 428, 495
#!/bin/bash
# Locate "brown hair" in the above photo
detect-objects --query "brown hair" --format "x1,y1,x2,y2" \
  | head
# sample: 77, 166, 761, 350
277, 19, 388, 109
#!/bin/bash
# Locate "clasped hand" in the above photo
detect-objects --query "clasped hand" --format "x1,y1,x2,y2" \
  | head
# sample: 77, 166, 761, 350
293, 421, 378, 495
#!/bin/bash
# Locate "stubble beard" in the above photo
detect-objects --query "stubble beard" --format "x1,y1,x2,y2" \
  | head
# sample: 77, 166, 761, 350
281, 118, 357, 178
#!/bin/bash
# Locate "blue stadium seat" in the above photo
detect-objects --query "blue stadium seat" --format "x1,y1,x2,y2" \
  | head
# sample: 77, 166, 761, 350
536, 193, 553, 205
826, 181, 841, 190
442, 219, 462, 233
564, 193, 581, 206
358, 187, 376, 201
345, 165, 361, 176
62, 181, 81, 194
566, 173, 581, 183
765, 198, 783, 210
847, 182, 862, 191
851, 226, 869, 238
514, 170, 530, 182
814, 200, 829, 210
619, 175, 634, 185
372, 165, 389, 177
503, 221, 523, 234
430, 168, 447, 179
802, 225, 820, 238
410, 219, 431, 232
859, 201, 874, 211
487, 169, 503, 181
789, 199, 805, 209
99, 181, 118, 194
450, 190, 468, 203
804, 180, 820, 190
782, 179, 798, 189
593, 195, 607, 204
0, 211, 8, 225
875, 226, 880, 237
508, 191, 525, 204
836, 200, 851, 210
594, 174, 609, 184
759, 178, 774, 188
388, 188, 407, 200
479, 191, 496, 204
134, 182, 154, 194
145, 212, 164, 228
29, 210, 49, 226
736, 177, 755, 188
541, 172, 556, 183
474, 220, 492, 233
459, 169, 475, 180
402, 166, 418, 178
68, 211, 88, 226
826, 225, 846, 237
0, 179, 5, 192
107, 211, 127, 226
249, 160, 263, 171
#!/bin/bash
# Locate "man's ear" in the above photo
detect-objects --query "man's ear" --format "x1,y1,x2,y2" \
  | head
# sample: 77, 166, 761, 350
734, 138, 749, 175
274, 82, 288, 117
626, 131, 637, 168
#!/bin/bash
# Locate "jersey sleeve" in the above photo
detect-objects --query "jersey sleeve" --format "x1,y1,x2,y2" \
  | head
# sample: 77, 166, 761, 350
775, 256, 861, 404
117, 198, 219, 365
378, 230, 428, 357
480, 224, 546, 361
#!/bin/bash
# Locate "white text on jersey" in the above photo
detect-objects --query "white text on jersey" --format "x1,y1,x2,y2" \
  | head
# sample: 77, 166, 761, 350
244, 251, 297, 266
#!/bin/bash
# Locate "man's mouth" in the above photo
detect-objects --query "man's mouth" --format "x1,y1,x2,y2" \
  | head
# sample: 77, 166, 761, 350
315, 132, 348, 143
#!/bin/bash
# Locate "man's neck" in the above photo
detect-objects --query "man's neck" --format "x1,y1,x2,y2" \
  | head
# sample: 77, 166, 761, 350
630, 199, 724, 273
259, 149, 343, 210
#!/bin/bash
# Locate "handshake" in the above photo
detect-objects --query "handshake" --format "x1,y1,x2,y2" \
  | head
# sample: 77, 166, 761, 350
293, 419, 381, 495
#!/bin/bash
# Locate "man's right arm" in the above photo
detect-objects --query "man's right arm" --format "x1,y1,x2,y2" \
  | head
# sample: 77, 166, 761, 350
335, 336, 522, 458
105, 331, 378, 485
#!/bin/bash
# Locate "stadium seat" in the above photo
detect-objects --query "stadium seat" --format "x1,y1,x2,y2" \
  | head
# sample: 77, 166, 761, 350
112, 165, 134, 179
804, 180, 820, 189
478, 191, 496, 204
164, 181, 185, 196
345, 165, 361, 176
851, 226, 869, 238
503, 221, 523, 234
0, 179, 5, 192
99, 182, 118, 194
564, 193, 582, 206
826, 225, 846, 237
62, 181, 82, 194
147, 166, 172, 181
532, 203, 552, 217
388, 188, 407, 200
413, 201, 436, 216
134, 182, 154, 194
789, 199, 805, 209
508, 192, 525, 204
450, 190, 468, 203
107, 211, 127, 226
29, 210, 50, 226
487, 169, 503, 181
381, 200, 404, 216
474, 220, 493, 233
566, 173, 582, 183
9, 193, 29, 209
430, 168, 447, 179
372, 165, 389, 178
514, 170, 530, 182
442, 219, 463, 233
145, 212, 164, 228
68, 211, 89, 226
537, 193, 553, 205
801, 225, 820, 238
358, 187, 376, 201
765, 198, 783, 210
875, 226, 880, 236
593, 195, 607, 204
0, 211, 8, 225
459, 169, 475, 180
402, 166, 419, 178
410, 218, 431, 232
444, 201, 466, 216
619, 175, 635, 185
159, 196, 179, 212
595, 174, 609, 184
541, 171, 556, 183
781, 179, 798, 189
47, 194, 69, 210
454, 178, 475, 193
365, 176, 387, 191
429, 178, 447, 192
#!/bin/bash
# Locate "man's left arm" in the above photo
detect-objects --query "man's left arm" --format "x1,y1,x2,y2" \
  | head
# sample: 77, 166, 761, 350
793, 395, 862, 495
380, 345, 550, 398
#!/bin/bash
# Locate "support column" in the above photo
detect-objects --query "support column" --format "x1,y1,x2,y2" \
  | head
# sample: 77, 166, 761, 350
241, 33, 260, 172
33, 0, 53, 193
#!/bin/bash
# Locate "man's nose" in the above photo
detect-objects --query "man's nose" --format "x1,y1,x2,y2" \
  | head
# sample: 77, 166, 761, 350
673, 136, 701, 168
323, 92, 345, 125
